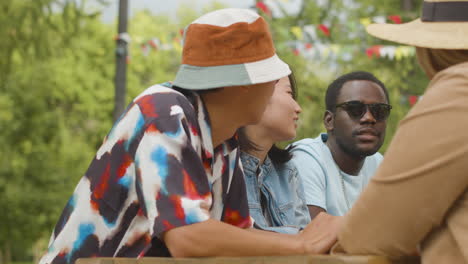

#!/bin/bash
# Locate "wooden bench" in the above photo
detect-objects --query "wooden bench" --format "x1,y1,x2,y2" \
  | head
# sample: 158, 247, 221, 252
77, 255, 420, 264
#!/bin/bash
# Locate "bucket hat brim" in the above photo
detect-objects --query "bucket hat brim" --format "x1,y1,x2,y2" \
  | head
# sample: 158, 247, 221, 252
367, 18, 468, 49
173, 54, 291, 90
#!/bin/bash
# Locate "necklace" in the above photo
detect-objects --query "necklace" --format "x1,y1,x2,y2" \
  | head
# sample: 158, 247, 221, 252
338, 170, 351, 211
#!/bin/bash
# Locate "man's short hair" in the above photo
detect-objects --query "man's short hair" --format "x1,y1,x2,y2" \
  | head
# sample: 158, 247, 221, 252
325, 71, 390, 111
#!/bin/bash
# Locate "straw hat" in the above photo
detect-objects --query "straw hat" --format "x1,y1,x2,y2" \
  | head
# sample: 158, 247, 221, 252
366, 0, 468, 49
173, 8, 291, 90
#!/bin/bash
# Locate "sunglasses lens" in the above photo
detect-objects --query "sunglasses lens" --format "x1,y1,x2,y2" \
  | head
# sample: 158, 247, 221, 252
344, 103, 366, 119
369, 104, 391, 121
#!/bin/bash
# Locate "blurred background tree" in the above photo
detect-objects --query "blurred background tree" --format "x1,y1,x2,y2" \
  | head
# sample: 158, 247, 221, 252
0, 0, 427, 262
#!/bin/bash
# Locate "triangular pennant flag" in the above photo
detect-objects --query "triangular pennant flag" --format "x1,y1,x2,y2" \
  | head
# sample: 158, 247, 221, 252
388, 15, 402, 24
379, 46, 396, 60
293, 48, 300, 56
360, 18, 372, 26
317, 24, 330, 36
408, 95, 418, 106
290, 26, 303, 40
148, 38, 160, 50
303, 25, 317, 41
372, 16, 386, 24
395, 46, 404, 60
366, 45, 381, 58
141, 43, 150, 56
256, 2, 272, 16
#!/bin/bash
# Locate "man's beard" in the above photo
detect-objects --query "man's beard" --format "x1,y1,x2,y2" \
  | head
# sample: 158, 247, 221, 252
335, 134, 381, 158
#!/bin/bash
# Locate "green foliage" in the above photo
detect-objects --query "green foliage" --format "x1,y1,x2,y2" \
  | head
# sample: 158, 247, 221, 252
0, 0, 113, 261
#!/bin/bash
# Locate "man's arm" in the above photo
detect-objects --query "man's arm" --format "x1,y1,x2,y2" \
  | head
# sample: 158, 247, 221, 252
308, 205, 326, 220
164, 212, 341, 257
290, 143, 328, 217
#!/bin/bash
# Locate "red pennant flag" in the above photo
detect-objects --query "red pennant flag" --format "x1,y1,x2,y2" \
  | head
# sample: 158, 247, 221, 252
256, 2, 271, 16
317, 24, 330, 36
293, 48, 300, 56
366, 45, 382, 58
388, 15, 402, 24
408, 95, 418, 106
305, 43, 313, 50
148, 39, 158, 49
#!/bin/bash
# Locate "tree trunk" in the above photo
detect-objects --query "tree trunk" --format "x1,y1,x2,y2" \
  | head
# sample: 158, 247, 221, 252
113, 0, 129, 121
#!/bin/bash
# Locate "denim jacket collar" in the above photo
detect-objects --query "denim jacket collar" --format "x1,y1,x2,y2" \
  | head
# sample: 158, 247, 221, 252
240, 151, 273, 177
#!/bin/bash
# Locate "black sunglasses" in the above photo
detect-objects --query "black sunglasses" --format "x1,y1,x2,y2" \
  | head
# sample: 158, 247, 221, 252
335, 100, 392, 121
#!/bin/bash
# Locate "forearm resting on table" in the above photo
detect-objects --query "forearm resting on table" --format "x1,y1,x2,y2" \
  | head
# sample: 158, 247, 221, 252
163, 219, 302, 257
163, 212, 341, 257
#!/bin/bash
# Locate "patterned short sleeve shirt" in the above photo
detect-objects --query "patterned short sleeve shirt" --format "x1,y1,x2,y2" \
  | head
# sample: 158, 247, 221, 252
40, 83, 252, 264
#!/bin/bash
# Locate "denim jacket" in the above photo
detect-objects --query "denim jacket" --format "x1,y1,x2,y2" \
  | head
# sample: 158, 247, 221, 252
241, 152, 311, 234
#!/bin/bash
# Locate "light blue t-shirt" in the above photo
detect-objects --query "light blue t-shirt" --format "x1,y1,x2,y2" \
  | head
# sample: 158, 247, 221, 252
291, 133, 383, 216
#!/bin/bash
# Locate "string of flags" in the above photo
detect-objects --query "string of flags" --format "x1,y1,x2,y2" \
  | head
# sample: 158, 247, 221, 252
255, 0, 403, 25
286, 41, 415, 61
121, 4, 413, 62
133, 36, 415, 61
288, 17, 402, 42
404, 95, 422, 106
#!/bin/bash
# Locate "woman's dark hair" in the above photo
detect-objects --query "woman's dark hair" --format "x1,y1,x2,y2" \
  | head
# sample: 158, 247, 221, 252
238, 72, 298, 165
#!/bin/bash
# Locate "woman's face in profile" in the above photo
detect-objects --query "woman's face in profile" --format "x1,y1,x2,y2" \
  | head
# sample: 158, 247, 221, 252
257, 76, 302, 142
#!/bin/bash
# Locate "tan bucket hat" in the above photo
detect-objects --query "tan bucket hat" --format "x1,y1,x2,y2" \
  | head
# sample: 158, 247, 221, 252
173, 8, 291, 90
366, 0, 468, 49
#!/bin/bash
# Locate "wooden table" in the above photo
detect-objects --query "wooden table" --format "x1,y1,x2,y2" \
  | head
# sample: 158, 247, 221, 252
77, 255, 420, 264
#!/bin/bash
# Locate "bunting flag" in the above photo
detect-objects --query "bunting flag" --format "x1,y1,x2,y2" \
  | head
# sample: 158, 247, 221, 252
360, 18, 372, 27
387, 15, 402, 24
290, 26, 304, 40
256, 2, 272, 16
317, 24, 330, 36
133, 14, 412, 61
408, 95, 419, 106
303, 25, 317, 41
148, 38, 160, 49
361, 15, 403, 26
141, 43, 150, 57
400, 95, 422, 106
366, 45, 381, 58
114, 32, 132, 43
288, 41, 415, 61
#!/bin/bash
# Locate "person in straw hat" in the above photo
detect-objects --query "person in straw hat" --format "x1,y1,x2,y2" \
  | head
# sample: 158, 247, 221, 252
39, 8, 341, 264
337, 1, 468, 263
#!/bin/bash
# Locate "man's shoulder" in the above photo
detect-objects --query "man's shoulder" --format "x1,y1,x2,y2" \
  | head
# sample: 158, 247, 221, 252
292, 134, 327, 154
135, 82, 185, 103
132, 82, 196, 119
367, 151, 384, 162
363, 152, 384, 170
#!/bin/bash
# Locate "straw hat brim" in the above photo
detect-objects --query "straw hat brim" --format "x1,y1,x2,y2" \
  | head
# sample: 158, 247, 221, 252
367, 18, 468, 49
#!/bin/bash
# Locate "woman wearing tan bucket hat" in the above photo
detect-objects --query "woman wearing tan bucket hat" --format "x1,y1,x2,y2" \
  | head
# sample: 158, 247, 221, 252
337, 1, 468, 263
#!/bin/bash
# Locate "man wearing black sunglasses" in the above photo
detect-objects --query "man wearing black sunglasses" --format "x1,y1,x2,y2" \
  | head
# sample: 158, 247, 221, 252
291, 71, 391, 219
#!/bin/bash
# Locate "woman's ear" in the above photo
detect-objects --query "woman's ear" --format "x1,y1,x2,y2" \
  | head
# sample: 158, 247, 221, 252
324, 110, 334, 132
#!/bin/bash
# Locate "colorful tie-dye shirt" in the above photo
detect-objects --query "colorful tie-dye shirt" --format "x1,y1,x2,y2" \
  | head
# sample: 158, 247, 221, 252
40, 83, 253, 264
